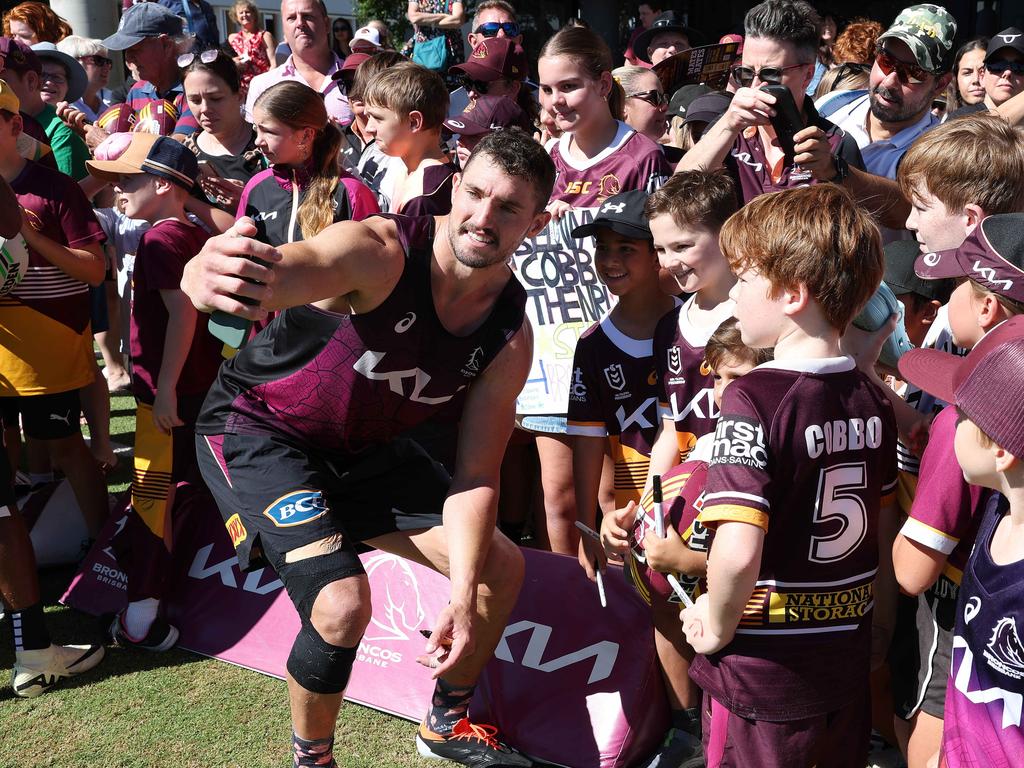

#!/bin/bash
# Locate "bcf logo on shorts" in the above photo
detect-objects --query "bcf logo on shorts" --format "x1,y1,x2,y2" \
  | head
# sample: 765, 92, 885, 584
262, 490, 329, 528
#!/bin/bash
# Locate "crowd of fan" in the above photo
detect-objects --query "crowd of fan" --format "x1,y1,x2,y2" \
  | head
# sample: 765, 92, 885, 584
1, 1, 1024, 767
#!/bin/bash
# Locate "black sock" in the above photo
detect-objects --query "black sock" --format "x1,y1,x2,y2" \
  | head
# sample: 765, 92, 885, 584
428, 678, 476, 735
671, 706, 702, 737
292, 732, 336, 768
10, 602, 50, 652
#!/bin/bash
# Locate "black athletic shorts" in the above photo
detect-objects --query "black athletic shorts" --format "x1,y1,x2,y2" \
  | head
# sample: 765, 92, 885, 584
196, 431, 448, 573
891, 577, 958, 720
0, 389, 82, 440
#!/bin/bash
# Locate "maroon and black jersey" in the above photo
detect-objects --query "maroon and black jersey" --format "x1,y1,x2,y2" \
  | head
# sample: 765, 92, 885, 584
196, 215, 526, 455
690, 357, 898, 720
548, 122, 670, 207
654, 299, 730, 460
724, 100, 863, 205
567, 315, 661, 506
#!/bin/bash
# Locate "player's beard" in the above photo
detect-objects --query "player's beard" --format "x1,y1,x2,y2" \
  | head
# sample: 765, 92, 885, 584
447, 218, 506, 269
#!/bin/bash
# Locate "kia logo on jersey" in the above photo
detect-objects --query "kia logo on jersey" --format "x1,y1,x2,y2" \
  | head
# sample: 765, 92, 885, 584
262, 490, 329, 527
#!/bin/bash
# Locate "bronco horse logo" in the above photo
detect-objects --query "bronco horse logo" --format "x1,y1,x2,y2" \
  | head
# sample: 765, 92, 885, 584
363, 553, 427, 642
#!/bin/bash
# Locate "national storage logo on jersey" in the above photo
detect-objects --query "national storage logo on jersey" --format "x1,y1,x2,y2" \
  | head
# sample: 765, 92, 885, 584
262, 490, 329, 527
711, 415, 768, 470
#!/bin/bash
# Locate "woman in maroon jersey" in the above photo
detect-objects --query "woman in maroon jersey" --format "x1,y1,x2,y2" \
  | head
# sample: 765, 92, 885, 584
502, 25, 673, 560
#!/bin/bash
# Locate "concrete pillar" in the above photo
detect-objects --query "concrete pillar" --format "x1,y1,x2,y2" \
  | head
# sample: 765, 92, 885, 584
50, 0, 125, 88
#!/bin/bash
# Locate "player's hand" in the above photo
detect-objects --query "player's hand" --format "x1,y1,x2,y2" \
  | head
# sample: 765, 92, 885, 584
643, 527, 688, 573
84, 123, 110, 152
600, 500, 636, 562
417, 600, 476, 679
152, 390, 184, 435
180, 216, 282, 318
681, 593, 731, 655
792, 126, 835, 180
545, 199, 573, 222
578, 535, 607, 582
723, 86, 776, 133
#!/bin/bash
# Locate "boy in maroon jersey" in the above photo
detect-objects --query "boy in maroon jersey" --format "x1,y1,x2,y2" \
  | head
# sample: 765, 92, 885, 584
681, 184, 899, 768
87, 133, 223, 652
645, 170, 738, 481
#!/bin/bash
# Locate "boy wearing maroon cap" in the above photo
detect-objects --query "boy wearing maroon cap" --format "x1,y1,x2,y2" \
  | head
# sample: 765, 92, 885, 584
681, 184, 899, 767
897, 315, 1024, 768
442, 95, 532, 167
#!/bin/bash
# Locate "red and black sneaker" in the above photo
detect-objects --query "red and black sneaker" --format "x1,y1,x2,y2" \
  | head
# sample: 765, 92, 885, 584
416, 718, 533, 767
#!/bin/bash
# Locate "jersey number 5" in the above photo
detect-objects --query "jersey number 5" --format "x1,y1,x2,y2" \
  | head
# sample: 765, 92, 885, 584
808, 462, 868, 563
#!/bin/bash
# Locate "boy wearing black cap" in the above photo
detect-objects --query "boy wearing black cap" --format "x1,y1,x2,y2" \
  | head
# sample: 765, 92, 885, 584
897, 315, 1024, 768
87, 133, 224, 652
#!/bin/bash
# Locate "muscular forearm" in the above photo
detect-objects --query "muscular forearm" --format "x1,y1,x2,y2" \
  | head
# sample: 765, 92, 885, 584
442, 485, 498, 606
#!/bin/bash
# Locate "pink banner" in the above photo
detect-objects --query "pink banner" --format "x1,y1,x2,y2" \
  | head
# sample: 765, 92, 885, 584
63, 494, 668, 767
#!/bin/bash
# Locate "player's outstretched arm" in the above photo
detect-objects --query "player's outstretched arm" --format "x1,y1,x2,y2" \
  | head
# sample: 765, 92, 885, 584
181, 216, 404, 316
429, 322, 533, 679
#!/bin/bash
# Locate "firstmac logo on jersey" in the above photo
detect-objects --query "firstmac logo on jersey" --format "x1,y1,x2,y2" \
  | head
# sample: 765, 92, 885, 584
711, 415, 767, 470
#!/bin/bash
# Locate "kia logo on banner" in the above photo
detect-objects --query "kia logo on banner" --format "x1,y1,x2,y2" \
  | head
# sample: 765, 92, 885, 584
64, 492, 667, 768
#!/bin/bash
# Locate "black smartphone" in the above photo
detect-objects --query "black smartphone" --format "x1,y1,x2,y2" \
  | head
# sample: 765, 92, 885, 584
760, 84, 805, 165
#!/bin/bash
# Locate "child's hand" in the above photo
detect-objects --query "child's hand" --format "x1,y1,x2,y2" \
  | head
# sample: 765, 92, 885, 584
681, 593, 731, 655
545, 200, 573, 222
577, 536, 606, 582
600, 500, 637, 562
643, 528, 689, 573
152, 390, 183, 435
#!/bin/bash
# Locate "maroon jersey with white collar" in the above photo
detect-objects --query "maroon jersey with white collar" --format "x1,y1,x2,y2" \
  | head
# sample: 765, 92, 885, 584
690, 356, 898, 720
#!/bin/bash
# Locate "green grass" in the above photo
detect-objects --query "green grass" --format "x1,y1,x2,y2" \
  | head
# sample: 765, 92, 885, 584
1, 391, 438, 768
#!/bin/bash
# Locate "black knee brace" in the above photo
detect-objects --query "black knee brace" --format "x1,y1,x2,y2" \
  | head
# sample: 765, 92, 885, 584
287, 623, 358, 694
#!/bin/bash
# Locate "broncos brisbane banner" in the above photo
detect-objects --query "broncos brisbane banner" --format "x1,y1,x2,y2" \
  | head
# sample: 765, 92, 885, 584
64, 493, 668, 768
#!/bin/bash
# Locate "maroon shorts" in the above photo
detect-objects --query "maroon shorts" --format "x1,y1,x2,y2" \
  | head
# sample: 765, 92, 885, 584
702, 687, 870, 768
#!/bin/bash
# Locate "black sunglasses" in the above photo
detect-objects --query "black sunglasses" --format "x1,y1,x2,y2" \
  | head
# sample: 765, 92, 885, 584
730, 62, 807, 87
460, 75, 492, 94
986, 59, 1024, 76
177, 49, 220, 68
627, 89, 668, 107
474, 21, 519, 38
82, 54, 114, 68
334, 24, 351, 33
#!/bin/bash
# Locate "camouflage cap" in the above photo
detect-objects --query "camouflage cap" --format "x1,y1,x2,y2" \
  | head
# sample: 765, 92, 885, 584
878, 4, 957, 74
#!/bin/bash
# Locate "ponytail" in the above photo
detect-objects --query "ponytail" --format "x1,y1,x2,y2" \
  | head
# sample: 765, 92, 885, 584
298, 123, 343, 239
608, 77, 625, 121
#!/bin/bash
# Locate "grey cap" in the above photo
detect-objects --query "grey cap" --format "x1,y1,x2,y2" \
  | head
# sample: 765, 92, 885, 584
31, 42, 87, 103
102, 3, 184, 51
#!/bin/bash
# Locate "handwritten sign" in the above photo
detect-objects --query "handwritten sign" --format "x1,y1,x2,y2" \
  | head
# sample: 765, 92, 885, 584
511, 208, 615, 415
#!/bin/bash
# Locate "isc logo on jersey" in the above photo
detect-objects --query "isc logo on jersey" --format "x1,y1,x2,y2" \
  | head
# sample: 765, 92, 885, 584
711, 416, 767, 470
263, 490, 329, 527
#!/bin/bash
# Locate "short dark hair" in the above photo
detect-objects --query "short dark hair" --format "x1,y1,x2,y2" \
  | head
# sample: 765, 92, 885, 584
744, 0, 822, 62
463, 128, 556, 213
645, 170, 738, 233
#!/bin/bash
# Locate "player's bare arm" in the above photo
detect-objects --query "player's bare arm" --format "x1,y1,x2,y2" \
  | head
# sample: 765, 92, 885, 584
428, 321, 532, 679
181, 215, 405, 317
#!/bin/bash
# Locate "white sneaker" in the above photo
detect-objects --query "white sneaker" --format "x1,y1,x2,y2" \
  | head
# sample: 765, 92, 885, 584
11, 643, 105, 698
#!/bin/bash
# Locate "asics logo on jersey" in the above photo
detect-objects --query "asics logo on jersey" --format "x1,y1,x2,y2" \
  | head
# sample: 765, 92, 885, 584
711, 416, 767, 470
600, 201, 626, 214
354, 350, 464, 405
971, 261, 1014, 291
804, 417, 883, 458
666, 347, 682, 375
49, 411, 71, 426
603, 363, 626, 391
394, 312, 417, 333
262, 490, 328, 527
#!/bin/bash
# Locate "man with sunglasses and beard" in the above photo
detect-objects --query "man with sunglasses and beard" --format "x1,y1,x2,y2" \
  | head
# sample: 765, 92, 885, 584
677, 0, 864, 205
827, 5, 956, 181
